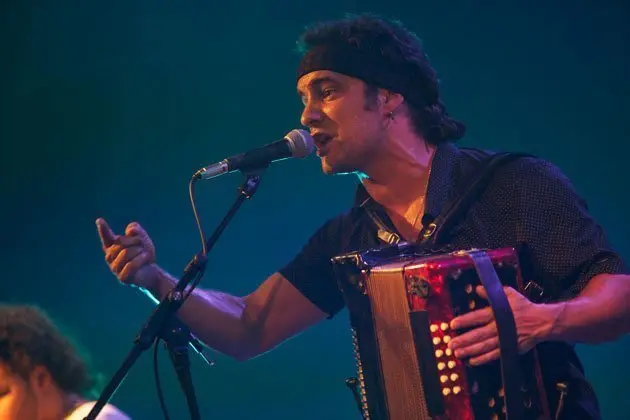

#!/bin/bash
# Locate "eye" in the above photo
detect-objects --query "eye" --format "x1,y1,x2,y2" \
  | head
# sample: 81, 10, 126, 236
321, 88, 335, 99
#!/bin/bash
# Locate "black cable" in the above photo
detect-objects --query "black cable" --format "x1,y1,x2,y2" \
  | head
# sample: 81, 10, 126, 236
153, 340, 171, 420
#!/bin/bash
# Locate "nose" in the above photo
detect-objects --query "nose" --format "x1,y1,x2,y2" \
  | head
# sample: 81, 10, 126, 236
300, 100, 323, 128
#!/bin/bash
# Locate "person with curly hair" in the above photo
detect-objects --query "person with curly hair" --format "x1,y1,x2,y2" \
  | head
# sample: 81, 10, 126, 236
96, 14, 629, 419
0, 304, 130, 419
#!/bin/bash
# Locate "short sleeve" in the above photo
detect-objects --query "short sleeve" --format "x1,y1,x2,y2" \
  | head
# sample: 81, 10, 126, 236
278, 217, 346, 318
513, 158, 627, 299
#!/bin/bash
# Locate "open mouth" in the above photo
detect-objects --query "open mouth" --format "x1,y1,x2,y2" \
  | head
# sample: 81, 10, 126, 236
313, 133, 334, 156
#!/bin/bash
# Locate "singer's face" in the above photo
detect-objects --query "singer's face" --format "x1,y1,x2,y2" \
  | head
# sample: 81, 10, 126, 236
298, 70, 387, 175
0, 364, 38, 420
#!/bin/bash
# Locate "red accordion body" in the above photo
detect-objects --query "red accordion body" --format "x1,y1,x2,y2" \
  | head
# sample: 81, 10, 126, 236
332, 245, 550, 420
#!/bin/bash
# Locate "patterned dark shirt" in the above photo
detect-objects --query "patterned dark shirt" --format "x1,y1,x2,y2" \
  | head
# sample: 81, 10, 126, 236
279, 141, 627, 419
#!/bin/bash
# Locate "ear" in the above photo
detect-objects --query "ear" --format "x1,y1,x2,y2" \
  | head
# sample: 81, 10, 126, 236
378, 89, 405, 116
28, 365, 53, 393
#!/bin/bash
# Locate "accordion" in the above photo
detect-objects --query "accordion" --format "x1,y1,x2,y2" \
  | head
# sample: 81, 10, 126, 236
332, 244, 551, 420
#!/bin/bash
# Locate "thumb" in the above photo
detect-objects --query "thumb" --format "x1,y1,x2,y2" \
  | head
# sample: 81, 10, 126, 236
96, 218, 118, 248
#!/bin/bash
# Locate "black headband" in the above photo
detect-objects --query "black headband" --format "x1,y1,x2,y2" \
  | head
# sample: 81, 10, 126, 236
296, 44, 435, 108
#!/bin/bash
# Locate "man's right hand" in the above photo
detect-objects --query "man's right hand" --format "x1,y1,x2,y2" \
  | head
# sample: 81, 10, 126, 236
96, 218, 160, 291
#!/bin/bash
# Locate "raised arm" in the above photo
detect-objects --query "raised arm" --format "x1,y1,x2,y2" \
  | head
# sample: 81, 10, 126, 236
96, 218, 328, 361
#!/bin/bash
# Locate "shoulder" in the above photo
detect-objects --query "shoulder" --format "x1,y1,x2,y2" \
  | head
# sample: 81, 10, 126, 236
301, 210, 357, 255
497, 154, 568, 180
458, 146, 562, 177
309, 203, 361, 238
65, 401, 131, 420
457, 147, 576, 196
494, 155, 580, 201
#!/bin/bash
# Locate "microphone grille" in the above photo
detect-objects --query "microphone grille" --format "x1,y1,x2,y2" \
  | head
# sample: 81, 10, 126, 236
285, 129, 315, 158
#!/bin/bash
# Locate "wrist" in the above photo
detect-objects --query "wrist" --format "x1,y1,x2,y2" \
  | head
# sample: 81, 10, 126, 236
536, 301, 567, 343
152, 264, 177, 298
138, 264, 175, 299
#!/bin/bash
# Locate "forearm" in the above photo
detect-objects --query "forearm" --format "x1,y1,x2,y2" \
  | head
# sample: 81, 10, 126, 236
144, 266, 262, 361
544, 273, 630, 344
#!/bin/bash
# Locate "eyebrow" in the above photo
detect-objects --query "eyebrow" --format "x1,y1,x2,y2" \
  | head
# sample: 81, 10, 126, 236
297, 76, 339, 96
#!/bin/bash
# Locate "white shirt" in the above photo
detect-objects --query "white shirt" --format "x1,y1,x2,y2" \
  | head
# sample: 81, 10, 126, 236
65, 401, 131, 420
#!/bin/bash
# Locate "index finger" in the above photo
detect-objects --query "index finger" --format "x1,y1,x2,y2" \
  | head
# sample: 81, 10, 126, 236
450, 306, 493, 330
96, 218, 119, 249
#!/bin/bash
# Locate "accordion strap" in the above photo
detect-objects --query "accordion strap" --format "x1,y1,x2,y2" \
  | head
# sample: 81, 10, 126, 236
420, 152, 534, 246
364, 152, 533, 248
428, 152, 532, 420
364, 151, 535, 420
463, 249, 525, 420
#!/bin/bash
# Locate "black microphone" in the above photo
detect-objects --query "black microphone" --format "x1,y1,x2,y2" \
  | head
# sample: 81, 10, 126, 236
194, 129, 314, 180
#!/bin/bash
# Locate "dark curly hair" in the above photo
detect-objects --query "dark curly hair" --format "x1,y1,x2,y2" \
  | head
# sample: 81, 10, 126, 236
296, 13, 465, 144
0, 304, 97, 396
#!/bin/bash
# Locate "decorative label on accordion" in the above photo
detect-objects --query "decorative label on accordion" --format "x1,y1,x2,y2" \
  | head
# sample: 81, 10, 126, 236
332, 246, 550, 420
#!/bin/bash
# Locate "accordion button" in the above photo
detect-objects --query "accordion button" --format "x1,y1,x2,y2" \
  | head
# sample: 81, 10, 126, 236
438, 362, 446, 370
435, 350, 444, 358
445, 348, 453, 357
448, 361, 456, 369
430, 324, 439, 332
440, 322, 449, 331
442, 388, 451, 396
440, 375, 448, 383
453, 386, 462, 395
433, 337, 442, 345
443, 335, 452, 344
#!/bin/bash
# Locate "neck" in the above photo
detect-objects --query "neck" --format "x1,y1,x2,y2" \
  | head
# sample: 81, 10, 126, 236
61, 392, 85, 418
359, 134, 436, 212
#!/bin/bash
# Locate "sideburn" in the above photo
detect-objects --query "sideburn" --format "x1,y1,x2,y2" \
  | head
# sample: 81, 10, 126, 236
363, 84, 380, 111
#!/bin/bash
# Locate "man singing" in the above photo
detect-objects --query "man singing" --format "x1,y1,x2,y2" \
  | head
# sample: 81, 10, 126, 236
96, 14, 629, 419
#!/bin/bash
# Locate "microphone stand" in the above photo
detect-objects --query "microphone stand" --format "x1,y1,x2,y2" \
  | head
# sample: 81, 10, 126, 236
85, 167, 267, 420
163, 318, 200, 419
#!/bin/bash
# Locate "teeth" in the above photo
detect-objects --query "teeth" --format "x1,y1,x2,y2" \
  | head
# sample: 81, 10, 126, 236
313, 134, 332, 146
